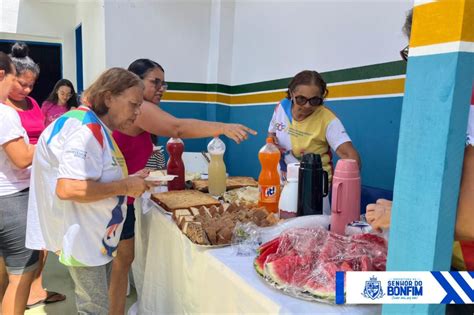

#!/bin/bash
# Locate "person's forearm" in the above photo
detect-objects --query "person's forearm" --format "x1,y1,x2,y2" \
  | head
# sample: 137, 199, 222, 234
336, 142, 362, 169
173, 119, 224, 139
56, 178, 128, 203
3, 140, 35, 169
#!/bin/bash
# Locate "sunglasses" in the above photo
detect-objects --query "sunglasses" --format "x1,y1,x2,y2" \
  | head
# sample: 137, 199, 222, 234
293, 95, 323, 107
400, 45, 409, 61
149, 78, 168, 91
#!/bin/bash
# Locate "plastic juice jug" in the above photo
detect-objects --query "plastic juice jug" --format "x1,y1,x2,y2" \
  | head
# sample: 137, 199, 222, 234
330, 159, 361, 235
166, 138, 185, 191
207, 136, 227, 196
258, 137, 281, 213
296, 153, 328, 216
279, 163, 300, 219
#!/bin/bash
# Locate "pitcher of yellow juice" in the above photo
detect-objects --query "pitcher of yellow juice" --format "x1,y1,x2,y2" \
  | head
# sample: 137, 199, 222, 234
207, 136, 227, 196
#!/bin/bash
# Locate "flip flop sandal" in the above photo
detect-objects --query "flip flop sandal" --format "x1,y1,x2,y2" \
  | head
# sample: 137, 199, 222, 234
26, 291, 66, 309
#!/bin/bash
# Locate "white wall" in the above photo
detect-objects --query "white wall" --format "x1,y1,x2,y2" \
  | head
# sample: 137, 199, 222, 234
101, 0, 413, 86
75, 0, 106, 87
103, 0, 212, 83
0, 0, 77, 86
1, 0, 414, 91
230, 0, 413, 84
207, 0, 235, 85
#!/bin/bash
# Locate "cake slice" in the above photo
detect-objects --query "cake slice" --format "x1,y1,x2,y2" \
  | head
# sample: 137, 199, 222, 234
185, 222, 210, 245
172, 209, 192, 222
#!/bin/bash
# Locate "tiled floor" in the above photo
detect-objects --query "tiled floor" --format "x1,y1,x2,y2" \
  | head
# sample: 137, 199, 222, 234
25, 255, 136, 314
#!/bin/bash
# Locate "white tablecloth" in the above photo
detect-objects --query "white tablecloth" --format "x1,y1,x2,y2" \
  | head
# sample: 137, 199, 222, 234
132, 198, 381, 314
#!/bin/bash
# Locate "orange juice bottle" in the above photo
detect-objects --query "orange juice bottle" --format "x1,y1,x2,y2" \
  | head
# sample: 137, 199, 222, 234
258, 137, 281, 213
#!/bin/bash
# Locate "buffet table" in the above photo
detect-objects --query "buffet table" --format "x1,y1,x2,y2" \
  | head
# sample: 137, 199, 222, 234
132, 198, 381, 314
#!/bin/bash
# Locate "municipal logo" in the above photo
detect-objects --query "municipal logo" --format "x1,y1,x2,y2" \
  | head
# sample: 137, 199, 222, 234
362, 276, 385, 300
275, 122, 286, 132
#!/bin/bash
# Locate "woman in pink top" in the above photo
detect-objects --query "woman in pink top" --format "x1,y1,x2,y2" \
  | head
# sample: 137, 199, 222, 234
4, 42, 65, 308
110, 59, 257, 314
41, 79, 78, 127
6, 43, 45, 145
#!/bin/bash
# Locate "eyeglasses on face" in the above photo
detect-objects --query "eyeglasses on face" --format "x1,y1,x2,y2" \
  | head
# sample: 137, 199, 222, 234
293, 95, 323, 107
400, 45, 409, 61
149, 78, 168, 91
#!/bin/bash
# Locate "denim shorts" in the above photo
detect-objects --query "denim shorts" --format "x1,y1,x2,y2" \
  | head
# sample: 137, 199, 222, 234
120, 203, 135, 241
0, 188, 39, 274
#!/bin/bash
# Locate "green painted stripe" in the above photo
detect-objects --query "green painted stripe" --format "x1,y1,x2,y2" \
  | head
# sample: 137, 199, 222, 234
167, 60, 406, 94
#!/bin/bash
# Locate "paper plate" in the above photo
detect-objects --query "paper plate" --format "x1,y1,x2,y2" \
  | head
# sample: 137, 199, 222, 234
145, 175, 177, 182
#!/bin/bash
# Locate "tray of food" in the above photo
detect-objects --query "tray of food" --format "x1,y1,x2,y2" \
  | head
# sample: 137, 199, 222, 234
221, 186, 259, 206
192, 176, 258, 192
147, 198, 172, 216
151, 190, 221, 213
172, 203, 278, 246
254, 227, 387, 304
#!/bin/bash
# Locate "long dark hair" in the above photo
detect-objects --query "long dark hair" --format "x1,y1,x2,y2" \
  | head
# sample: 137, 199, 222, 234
45, 79, 79, 110
128, 59, 165, 145
128, 59, 164, 78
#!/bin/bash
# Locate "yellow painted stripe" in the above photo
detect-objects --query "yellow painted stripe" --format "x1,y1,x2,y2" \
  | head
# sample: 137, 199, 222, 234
162, 78, 405, 105
328, 78, 405, 99
411, 0, 474, 48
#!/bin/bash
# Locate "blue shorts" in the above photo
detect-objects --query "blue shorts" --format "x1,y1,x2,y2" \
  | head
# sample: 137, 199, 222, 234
120, 203, 135, 240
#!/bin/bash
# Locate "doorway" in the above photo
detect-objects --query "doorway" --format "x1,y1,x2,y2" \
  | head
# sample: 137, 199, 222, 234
0, 40, 62, 106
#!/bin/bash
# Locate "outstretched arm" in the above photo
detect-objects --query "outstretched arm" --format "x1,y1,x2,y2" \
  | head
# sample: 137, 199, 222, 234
131, 101, 257, 143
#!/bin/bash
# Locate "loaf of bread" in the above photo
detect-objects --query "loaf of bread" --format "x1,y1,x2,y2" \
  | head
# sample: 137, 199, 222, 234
151, 190, 221, 212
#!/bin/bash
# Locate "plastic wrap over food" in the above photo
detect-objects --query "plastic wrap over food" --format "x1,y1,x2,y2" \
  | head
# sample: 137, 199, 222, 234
254, 226, 387, 304
231, 222, 261, 256
258, 215, 331, 243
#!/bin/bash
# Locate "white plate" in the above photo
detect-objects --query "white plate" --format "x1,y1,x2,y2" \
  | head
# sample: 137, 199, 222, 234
145, 175, 177, 182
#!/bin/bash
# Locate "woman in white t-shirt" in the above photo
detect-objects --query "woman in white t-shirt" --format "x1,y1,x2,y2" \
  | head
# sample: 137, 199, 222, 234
25, 68, 152, 314
0, 52, 38, 314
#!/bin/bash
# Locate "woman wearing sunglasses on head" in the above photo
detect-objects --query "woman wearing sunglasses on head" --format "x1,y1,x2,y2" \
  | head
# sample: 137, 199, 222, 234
268, 70, 360, 214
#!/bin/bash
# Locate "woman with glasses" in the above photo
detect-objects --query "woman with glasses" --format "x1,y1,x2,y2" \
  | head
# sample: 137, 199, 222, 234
41, 79, 79, 127
110, 58, 257, 314
268, 70, 360, 214
4, 42, 66, 308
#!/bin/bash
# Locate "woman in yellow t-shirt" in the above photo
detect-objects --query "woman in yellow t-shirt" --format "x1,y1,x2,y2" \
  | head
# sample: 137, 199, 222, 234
268, 70, 361, 214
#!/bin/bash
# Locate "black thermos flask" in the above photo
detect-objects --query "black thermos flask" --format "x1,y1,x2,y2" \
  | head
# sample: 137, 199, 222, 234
297, 153, 328, 216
